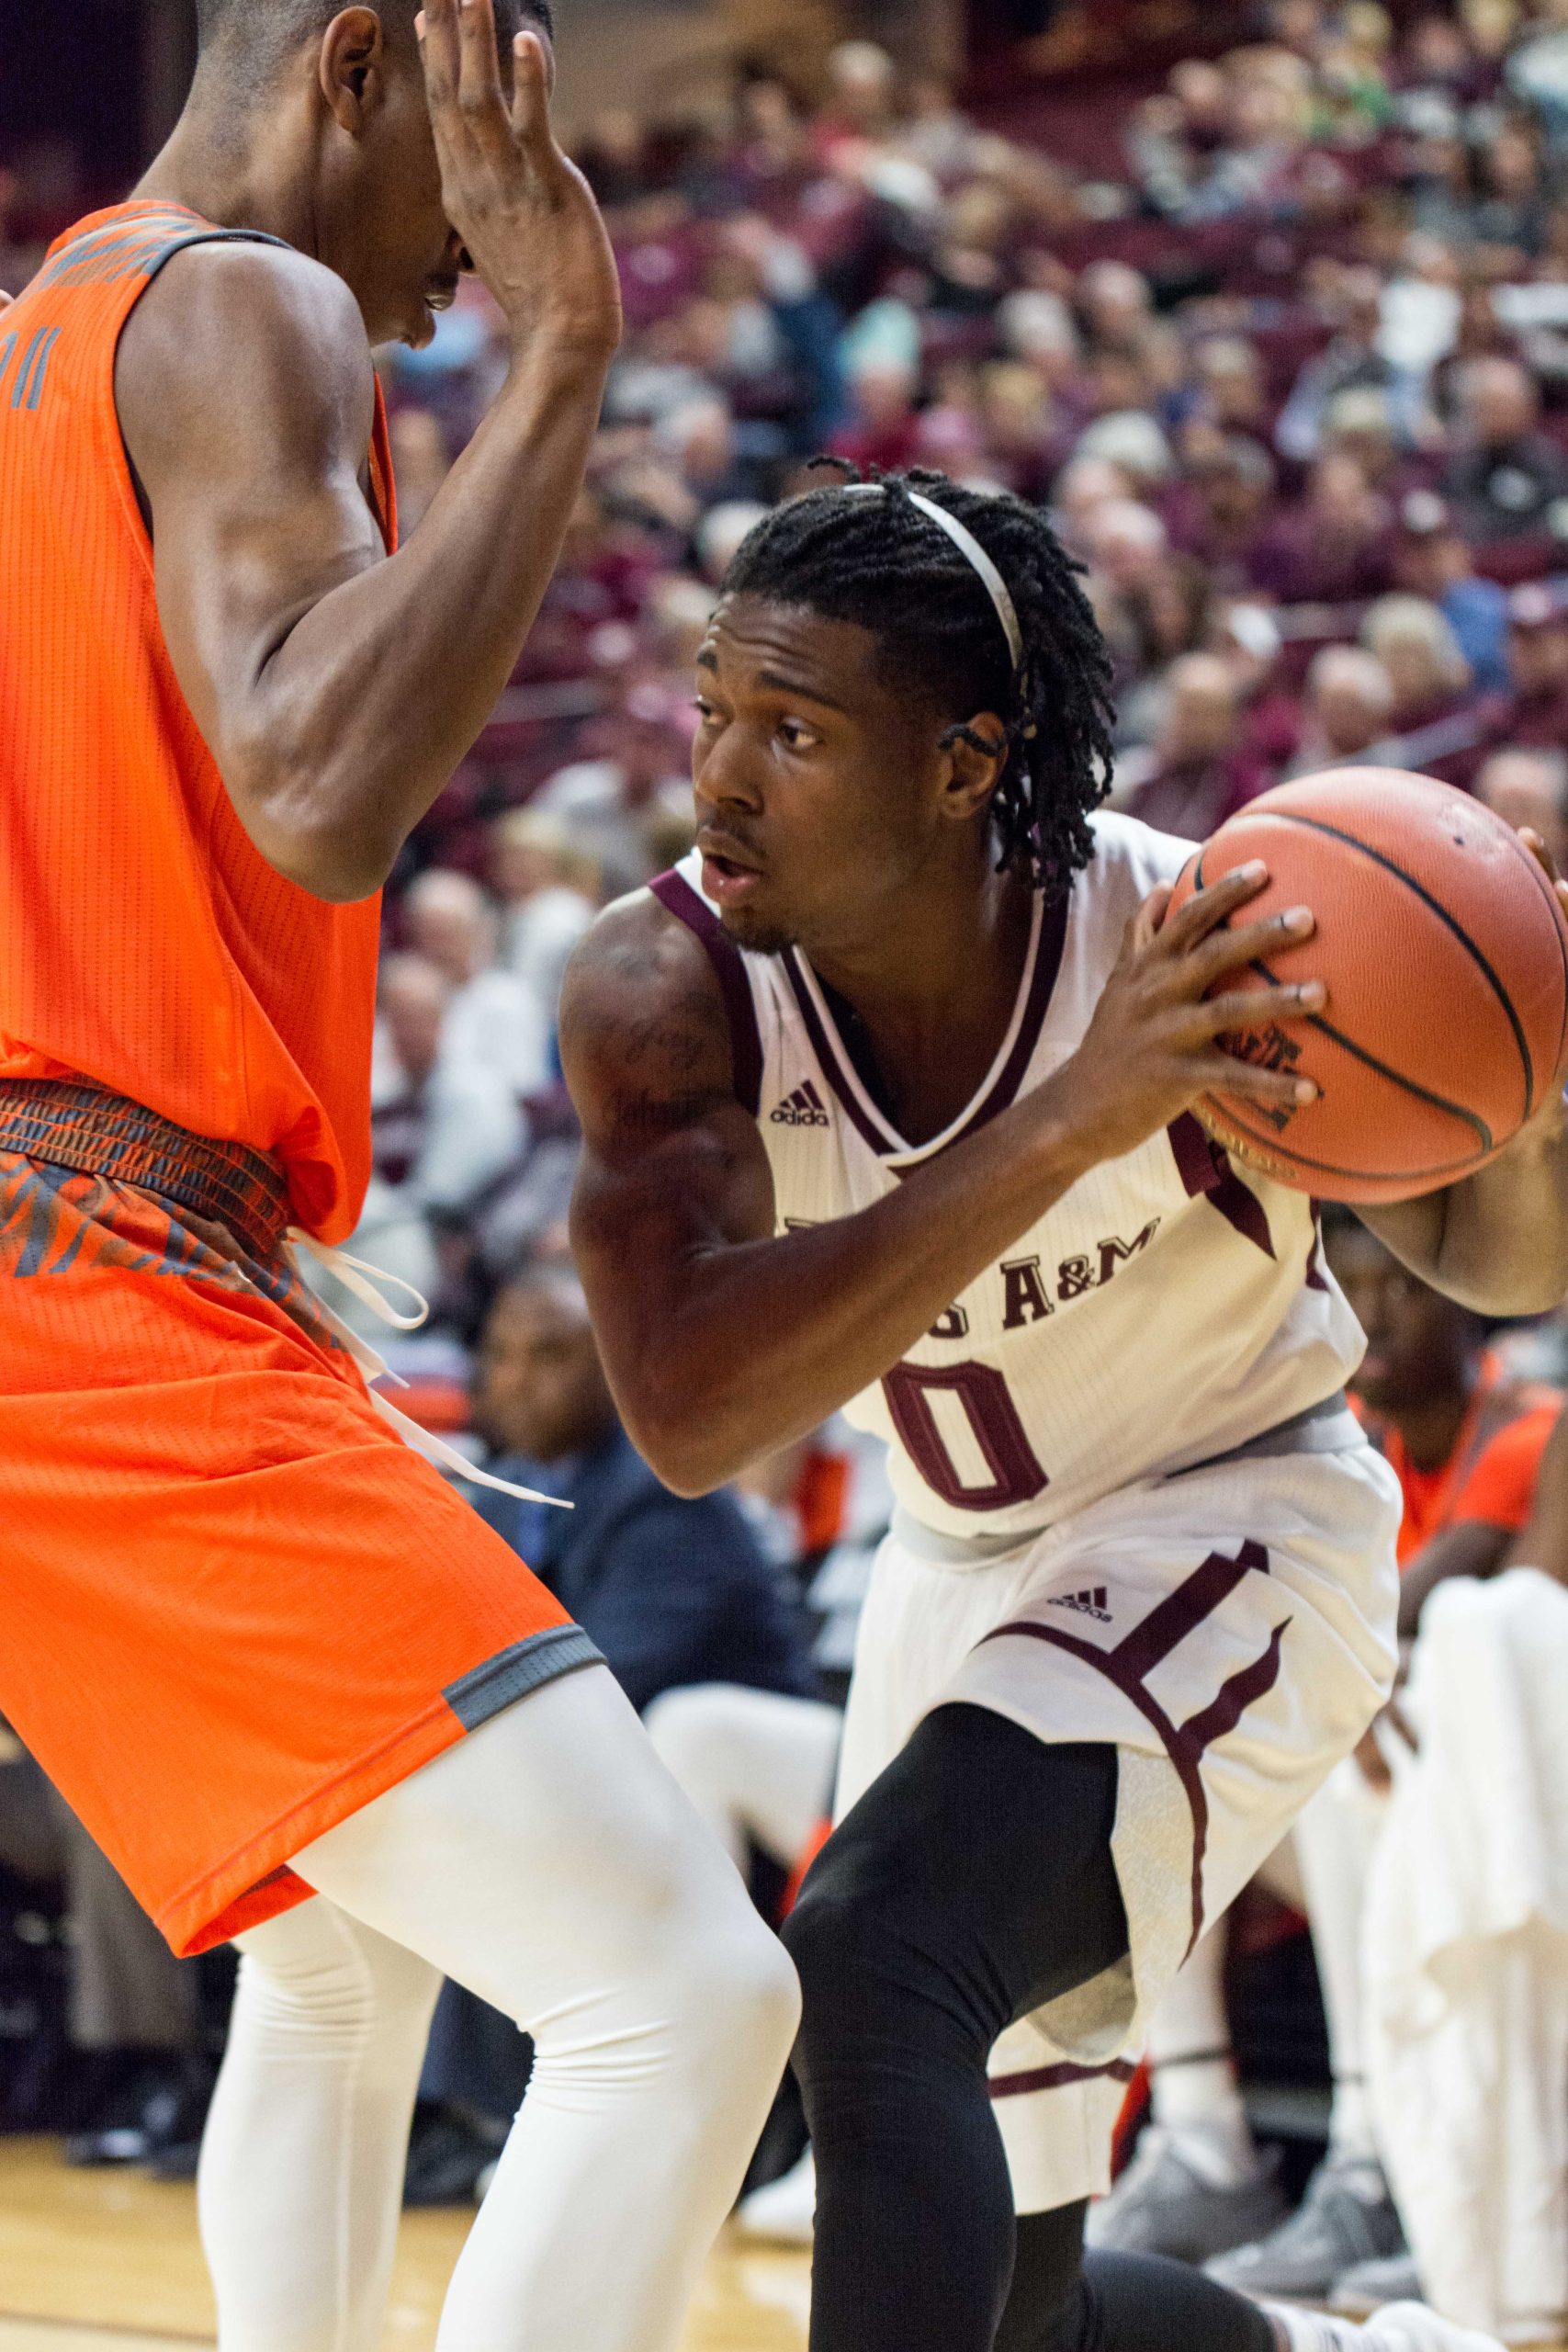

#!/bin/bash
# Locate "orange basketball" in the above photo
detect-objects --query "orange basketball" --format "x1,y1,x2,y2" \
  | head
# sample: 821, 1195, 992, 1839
1164, 769, 1568, 1204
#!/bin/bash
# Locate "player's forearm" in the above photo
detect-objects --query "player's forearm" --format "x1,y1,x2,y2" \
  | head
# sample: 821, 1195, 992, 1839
237, 349, 610, 900
590, 1088, 1100, 1496
1366, 1118, 1568, 1316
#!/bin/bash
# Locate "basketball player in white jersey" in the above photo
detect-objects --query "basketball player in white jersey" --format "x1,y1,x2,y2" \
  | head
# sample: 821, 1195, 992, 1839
559, 469, 1568, 2352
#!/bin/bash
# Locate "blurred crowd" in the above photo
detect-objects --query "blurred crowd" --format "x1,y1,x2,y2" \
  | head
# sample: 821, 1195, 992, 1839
8, 0, 1568, 2335
345, 0, 1568, 1366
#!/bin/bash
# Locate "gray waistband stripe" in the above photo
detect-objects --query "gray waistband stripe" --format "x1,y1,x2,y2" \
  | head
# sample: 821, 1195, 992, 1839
891, 1393, 1359, 1568
444, 1625, 604, 1730
1168, 1392, 1358, 1476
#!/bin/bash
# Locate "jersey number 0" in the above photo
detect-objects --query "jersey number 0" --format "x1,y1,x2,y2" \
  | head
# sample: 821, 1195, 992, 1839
883, 1362, 1049, 1513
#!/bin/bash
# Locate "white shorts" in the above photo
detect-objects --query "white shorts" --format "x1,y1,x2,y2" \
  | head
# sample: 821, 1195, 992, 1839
835, 1419, 1401, 2214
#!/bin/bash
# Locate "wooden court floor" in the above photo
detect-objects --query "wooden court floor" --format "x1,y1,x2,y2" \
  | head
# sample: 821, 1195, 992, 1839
0, 2139, 810, 2352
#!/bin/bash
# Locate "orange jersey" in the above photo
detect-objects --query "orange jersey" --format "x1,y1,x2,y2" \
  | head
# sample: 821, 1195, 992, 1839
1364, 1357, 1562, 1566
0, 201, 395, 1243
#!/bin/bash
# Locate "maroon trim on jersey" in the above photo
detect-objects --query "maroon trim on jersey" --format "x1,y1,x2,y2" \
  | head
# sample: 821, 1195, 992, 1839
978, 1539, 1286, 1959
783, 888, 1069, 1162
1304, 1202, 1329, 1292
1168, 1114, 1275, 1260
781, 955, 889, 1153
990, 2057, 1138, 2102
649, 870, 763, 1117
947, 888, 1070, 1149
1111, 1536, 1267, 1683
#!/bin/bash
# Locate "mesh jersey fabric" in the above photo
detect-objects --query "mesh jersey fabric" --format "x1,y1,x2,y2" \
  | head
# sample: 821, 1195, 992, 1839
0, 206, 602, 1953
0, 200, 389, 1246
0, 1143, 599, 1956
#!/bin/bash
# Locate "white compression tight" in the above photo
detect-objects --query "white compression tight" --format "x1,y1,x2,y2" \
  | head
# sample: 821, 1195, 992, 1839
197, 1666, 800, 2352
643, 1683, 843, 1871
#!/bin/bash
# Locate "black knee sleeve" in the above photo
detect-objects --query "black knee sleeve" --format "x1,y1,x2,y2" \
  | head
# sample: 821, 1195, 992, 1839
784, 1708, 1129, 2352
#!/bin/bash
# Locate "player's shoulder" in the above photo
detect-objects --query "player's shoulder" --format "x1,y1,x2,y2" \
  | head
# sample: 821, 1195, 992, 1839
558, 884, 734, 1102
1085, 807, 1198, 895
116, 238, 373, 462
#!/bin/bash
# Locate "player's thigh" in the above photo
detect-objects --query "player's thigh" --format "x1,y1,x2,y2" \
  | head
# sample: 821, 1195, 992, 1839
791, 1707, 1128, 2040
289, 1665, 800, 2027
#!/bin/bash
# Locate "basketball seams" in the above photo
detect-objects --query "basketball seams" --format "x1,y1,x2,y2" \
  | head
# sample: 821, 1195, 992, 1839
1194, 1093, 1494, 1193
1248, 954, 1494, 1153
1241, 808, 1536, 1118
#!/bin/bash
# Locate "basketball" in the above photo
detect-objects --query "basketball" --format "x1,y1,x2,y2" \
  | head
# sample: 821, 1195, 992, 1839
1165, 769, 1568, 1204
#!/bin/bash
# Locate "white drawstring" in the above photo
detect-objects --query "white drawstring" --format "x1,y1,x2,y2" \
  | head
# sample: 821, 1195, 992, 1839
286, 1230, 572, 1513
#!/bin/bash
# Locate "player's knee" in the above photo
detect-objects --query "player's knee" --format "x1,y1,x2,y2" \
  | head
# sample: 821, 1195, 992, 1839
675, 1893, 801, 2081
783, 1848, 909, 2040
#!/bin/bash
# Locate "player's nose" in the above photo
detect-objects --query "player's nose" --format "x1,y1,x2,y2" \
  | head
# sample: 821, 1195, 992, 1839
694, 731, 764, 815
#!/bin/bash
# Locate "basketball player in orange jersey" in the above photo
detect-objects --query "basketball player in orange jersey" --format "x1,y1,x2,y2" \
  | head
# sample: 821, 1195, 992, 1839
0, 6, 800, 2349
558, 470, 1568, 2352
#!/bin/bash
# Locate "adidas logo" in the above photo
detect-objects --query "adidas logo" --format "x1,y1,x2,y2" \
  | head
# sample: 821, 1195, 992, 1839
771, 1080, 829, 1128
1045, 1586, 1113, 1623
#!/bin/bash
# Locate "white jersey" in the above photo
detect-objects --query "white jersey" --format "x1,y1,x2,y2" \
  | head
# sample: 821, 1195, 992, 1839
653, 814, 1364, 1548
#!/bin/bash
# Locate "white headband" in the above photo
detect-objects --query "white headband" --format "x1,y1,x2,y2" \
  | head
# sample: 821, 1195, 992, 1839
843, 481, 1024, 672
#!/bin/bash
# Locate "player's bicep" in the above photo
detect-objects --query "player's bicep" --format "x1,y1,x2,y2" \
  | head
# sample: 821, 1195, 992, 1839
116, 243, 382, 787
560, 898, 777, 1360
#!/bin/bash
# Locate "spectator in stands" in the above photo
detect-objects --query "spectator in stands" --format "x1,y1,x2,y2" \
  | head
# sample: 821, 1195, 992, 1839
1209, 600, 1304, 772
371, 955, 524, 1215
1052, 454, 1139, 558
401, 868, 547, 1100
533, 676, 695, 895
489, 808, 599, 1045
1474, 745, 1568, 872
1191, 339, 1275, 447
1442, 355, 1568, 538
1250, 451, 1393, 602
1114, 651, 1269, 836
1164, 438, 1279, 595
1276, 269, 1420, 463
1284, 645, 1396, 774
1485, 582, 1568, 752
0, 1756, 209, 2177
1114, 555, 1216, 746
1390, 491, 1511, 693
342, 954, 528, 1340
468, 1264, 818, 1714
1359, 594, 1473, 731
1086, 497, 1171, 599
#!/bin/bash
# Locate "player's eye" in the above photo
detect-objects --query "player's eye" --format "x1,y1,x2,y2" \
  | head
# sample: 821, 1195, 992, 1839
778, 718, 820, 752
694, 696, 722, 726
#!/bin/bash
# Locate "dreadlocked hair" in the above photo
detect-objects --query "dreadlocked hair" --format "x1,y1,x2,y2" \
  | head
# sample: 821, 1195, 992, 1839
720, 465, 1116, 899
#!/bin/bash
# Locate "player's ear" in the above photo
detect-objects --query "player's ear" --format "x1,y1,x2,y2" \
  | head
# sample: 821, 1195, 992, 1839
319, 6, 387, 133
937, 711, 1010, 824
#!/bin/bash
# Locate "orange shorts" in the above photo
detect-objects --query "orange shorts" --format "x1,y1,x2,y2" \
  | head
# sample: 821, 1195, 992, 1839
0, 1141, 597, 1956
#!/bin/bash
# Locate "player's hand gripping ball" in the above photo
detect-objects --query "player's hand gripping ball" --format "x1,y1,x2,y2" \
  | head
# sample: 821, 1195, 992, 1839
1166, 768, 1568, 1204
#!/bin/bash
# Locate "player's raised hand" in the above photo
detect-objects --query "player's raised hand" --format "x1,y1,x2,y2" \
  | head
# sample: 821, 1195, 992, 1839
416, 0, 621, 359
1049, 863, 1325, 1168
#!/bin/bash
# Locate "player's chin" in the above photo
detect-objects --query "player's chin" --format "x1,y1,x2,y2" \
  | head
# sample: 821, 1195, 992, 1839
716, 900, 797, 957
